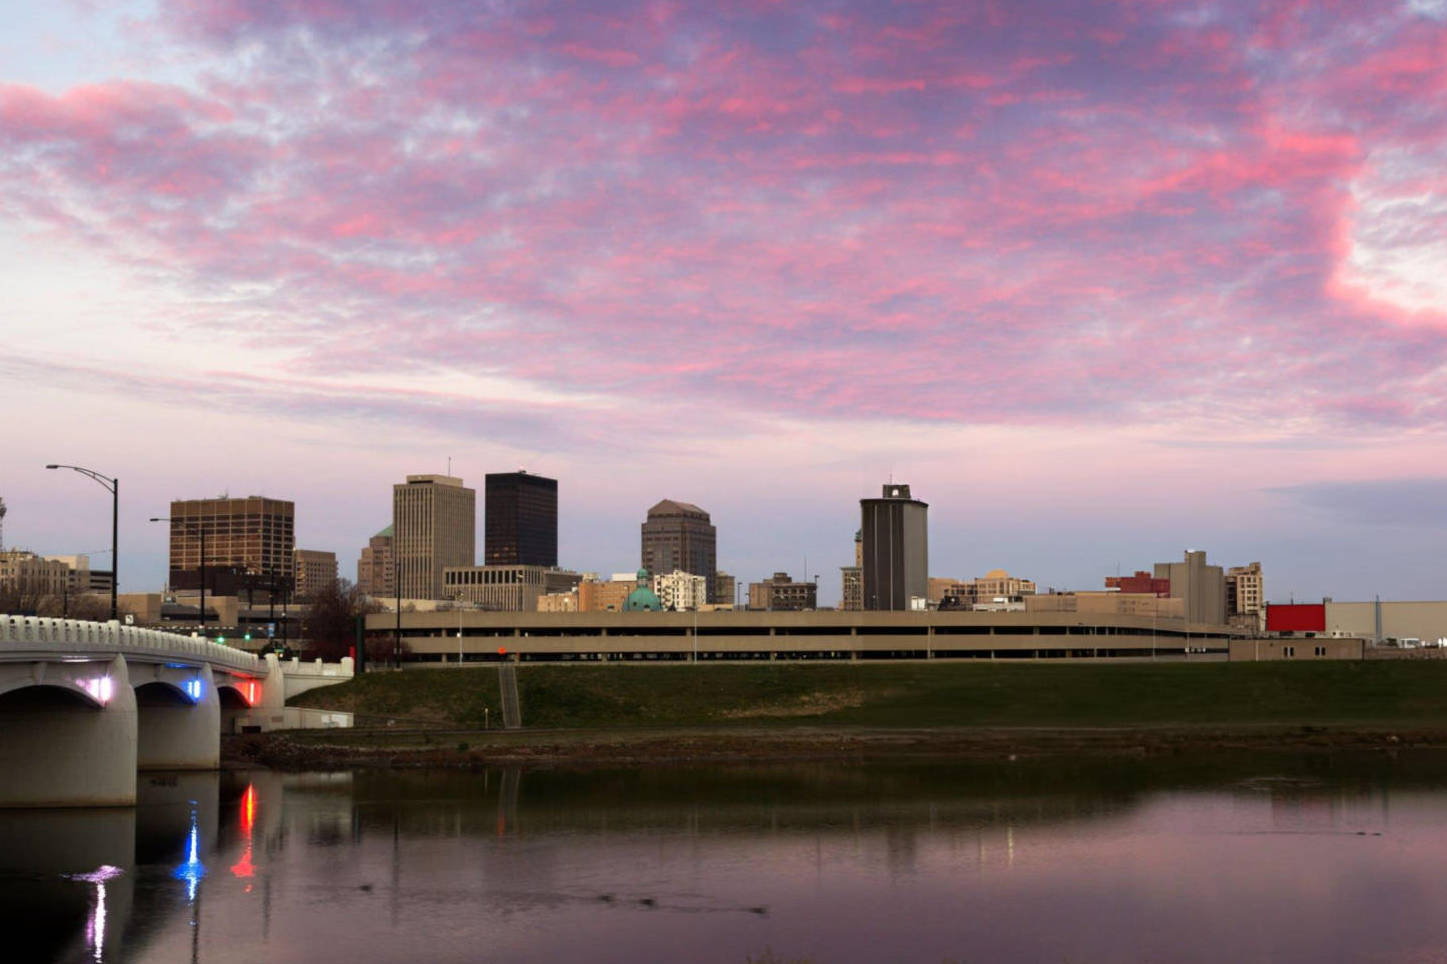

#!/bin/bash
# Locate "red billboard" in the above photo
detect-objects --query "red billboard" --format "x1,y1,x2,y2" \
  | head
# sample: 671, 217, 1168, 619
1266, 603, 1326, 633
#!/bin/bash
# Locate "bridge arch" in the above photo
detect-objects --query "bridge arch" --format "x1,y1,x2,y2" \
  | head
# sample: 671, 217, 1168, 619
216, 680, 258, 734
0, 655, 137, 806
134, 665, 219, 771
0, 676, 110, 708
0, 681, 107, 710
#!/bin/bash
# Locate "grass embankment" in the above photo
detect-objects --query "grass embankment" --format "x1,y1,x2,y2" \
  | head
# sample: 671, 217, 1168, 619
290, 660, 1447, 731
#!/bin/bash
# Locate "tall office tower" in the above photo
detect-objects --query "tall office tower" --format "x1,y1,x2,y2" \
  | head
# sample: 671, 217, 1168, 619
484, 471, 558, 567
293, 549, 338, 600
393, 475, 476, 600
860, 483, 928, 611
1153, 550, 1227, 625
356, 525, 395, 597
640, 500, 717, 600
168, 496, 295, 592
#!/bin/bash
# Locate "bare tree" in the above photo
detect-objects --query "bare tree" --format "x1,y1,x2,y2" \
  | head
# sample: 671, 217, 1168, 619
0, 577, 54, 617
301, 579, 386, 661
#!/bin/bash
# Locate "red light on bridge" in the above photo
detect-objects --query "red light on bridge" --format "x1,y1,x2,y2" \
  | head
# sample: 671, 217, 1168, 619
245, 682, 259, 706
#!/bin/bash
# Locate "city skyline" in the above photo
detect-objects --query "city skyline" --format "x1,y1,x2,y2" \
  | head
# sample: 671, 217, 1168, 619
0, 467, 1327, 609
5, 1, 1447, 603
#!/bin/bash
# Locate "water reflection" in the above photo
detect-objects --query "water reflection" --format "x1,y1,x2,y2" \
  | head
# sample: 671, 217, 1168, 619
4, 752, 1447, 962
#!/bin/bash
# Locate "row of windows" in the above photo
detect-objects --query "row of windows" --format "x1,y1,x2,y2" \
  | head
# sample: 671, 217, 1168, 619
396, 647, 1224, 663
388, 625, 1231, 642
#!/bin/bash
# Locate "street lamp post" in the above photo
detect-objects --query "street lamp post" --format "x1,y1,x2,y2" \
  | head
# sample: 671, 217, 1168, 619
46, 464, 118, 622
150, 517, 207, 638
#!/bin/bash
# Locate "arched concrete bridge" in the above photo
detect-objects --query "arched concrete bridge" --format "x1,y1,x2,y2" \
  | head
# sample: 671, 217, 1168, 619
0, 615, 352, 807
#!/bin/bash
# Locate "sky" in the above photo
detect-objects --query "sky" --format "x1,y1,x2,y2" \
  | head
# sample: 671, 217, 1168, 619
3, 0, 1446, 603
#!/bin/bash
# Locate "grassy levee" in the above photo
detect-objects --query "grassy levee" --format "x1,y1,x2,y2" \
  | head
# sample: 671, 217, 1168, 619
290, 660, 1447, 731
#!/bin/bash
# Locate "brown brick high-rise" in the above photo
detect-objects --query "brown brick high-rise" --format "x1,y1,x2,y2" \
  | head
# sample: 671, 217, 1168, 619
640, 499, 717, 601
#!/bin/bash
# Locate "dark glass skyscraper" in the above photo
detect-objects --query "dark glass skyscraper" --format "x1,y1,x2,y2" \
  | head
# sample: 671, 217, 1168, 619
485, 471, 558, 567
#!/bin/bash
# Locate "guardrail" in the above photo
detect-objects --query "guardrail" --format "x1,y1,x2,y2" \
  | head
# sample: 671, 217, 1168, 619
0, 614, 262, 674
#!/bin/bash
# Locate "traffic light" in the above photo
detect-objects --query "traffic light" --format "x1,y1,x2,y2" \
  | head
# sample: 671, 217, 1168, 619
216, 636, 226, 644
244, 632, 252, 641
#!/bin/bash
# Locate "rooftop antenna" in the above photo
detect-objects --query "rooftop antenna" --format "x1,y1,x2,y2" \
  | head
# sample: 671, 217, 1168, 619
447, 456, 452, 476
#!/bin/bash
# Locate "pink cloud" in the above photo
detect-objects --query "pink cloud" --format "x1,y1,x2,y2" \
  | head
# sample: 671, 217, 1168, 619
0, 0, 1443, 439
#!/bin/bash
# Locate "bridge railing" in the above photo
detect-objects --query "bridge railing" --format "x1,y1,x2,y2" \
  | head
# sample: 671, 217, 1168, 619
282, 656, 355, 678
0, 615, 261, 674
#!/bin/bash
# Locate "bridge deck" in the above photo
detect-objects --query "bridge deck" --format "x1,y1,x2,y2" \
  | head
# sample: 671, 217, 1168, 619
1, 615, 261, 674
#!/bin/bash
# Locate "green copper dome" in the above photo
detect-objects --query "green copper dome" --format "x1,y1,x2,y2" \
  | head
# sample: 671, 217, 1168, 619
624, 568, 661, 611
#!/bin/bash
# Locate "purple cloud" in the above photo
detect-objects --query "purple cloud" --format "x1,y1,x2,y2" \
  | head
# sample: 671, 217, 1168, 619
2, 0, 1445, 434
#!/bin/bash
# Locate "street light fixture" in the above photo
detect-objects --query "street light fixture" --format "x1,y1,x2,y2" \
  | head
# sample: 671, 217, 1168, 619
46, 464, 118, 622
149, 516, 208, 639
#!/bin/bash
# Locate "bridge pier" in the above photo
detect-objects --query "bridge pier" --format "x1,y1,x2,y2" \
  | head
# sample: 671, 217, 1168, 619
0, 655, 138, 807
135, 664, 220, 770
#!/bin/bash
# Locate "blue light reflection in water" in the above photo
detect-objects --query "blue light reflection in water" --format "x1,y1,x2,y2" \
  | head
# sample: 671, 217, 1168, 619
171, 806, 205, 903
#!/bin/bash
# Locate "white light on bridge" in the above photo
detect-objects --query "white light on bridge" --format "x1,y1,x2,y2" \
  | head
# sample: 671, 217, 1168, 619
81, 677, 113, 704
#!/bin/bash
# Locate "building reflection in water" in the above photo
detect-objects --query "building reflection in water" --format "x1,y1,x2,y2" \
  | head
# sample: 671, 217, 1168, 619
4, 753, 1440, 963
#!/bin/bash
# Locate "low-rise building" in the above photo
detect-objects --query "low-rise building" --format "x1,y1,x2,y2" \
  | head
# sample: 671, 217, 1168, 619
41, 554, 114, 596
1269, 600, 1447, 646
0, 549, 71, 597
712, 572, 736, 608
537, 590, 578, 612
1105, 570, 1171, 596
654, 569, 708, 611
443, 565, 581, 612
748, 572, 818, 611
578, 576, 637, 612
933, 569, 1037, 609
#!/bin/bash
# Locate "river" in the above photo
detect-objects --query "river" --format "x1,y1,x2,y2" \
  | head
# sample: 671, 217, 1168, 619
6, 750, 1447, 962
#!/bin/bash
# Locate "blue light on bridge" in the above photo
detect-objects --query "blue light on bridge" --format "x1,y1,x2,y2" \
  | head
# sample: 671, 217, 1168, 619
184, 679, 204, 701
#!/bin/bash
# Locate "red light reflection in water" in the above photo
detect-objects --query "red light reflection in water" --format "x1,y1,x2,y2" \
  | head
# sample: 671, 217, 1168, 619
231, 784, 257, 880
